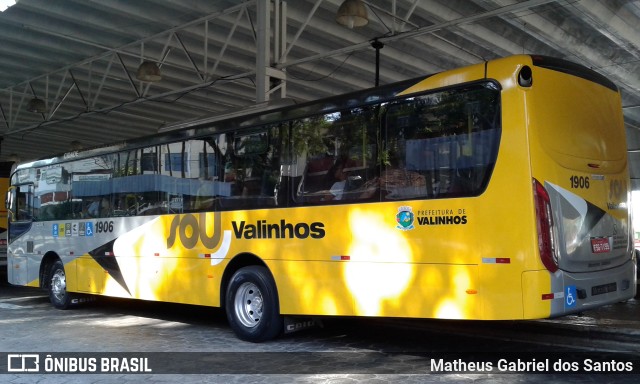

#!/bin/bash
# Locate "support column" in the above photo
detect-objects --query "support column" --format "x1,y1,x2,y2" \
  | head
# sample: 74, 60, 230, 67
256, 0, 269, 103
256, 0, 287, 103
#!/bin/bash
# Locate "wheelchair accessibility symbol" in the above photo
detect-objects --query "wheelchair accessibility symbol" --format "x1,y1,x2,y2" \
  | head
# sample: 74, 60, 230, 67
85, 222, 94, 237
565, 285, 577, 308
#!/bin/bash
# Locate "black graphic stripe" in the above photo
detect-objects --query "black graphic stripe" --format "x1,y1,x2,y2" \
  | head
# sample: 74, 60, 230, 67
88, 239, 131, 296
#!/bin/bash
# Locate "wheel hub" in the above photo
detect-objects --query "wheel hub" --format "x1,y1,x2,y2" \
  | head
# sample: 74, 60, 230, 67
51, 270, 66, 301
234, 282, 263, 328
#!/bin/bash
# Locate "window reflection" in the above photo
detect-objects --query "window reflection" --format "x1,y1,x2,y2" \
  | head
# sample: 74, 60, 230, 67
20, 82, 500, 221
383, 84, 500, 199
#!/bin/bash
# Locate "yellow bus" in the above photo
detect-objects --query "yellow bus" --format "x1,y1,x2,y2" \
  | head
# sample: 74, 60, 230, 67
0, 162, 12, 269
6, 55, 636, 341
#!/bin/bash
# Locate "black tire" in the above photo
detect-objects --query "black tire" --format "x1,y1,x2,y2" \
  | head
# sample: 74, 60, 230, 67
225, 266, 283, 342
49, 260, 73, 309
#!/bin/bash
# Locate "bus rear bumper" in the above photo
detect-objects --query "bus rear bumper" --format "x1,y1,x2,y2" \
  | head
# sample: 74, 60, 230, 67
549, 259, 636, 317
522, 260, 636, 319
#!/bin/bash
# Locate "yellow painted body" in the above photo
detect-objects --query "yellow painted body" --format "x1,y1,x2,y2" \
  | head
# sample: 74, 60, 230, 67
11, 55, 634, 321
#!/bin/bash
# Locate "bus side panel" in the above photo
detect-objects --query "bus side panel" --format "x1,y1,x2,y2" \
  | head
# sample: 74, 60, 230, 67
521, 270, 552, 318
228, 203, 485, 319
7, 229, 44, 288
261, 193, 533, 320
7, 215, 226, 308
85, 214, 225, 307
272, 260, 481, 319
264, 60, 541, 320
75, 256, 108, 294
271, 260, 355, 316
7, 254, 29, 286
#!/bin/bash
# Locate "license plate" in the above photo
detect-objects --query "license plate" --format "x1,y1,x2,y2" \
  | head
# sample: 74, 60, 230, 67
590, 237, 611, 253
592, 282, 617, 296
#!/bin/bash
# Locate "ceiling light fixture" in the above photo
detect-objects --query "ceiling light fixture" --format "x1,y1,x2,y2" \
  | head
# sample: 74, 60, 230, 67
26, 97, 47, 113
336, 0, 368, 29
136, 61, 162, 82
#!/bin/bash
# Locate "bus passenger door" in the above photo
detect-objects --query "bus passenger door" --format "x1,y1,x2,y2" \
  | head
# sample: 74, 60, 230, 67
6, 184, 35, 285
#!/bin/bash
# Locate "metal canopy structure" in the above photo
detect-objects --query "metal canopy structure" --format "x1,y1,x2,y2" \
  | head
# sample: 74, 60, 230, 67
1, 0, 640, 186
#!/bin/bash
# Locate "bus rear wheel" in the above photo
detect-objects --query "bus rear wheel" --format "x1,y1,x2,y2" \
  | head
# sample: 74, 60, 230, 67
49, 260, 73, 309
225, 266, 283, 342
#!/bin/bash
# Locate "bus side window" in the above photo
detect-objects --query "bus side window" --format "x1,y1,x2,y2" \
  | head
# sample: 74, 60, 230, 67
218, 127, 278, 210
384, 85, 500, 200
294, 107, 378, 204
15, 185, 34, 222
298, 154, 335, 203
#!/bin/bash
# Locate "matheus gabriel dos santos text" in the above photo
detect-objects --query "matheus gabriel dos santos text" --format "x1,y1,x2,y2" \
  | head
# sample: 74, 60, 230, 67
430, 358, 635, 373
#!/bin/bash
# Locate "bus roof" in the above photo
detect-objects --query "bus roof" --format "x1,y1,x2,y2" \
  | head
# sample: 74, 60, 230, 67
14, 54, 616, 173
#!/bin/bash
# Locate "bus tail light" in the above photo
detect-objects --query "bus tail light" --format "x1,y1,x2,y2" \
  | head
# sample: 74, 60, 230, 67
533, 179, 559, 273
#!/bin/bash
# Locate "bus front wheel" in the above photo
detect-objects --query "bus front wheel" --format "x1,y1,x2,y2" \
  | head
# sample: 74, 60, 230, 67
225, 266, 283, 342
49, 260, 73, 309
